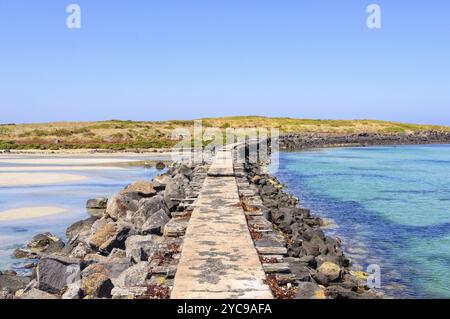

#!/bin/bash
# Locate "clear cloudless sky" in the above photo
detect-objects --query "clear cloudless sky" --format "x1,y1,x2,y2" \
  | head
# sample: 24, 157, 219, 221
0, 0, 449, 124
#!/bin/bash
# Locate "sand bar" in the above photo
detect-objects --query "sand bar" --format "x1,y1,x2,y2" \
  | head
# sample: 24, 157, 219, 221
0, 172, 88, 187
0, 158, 146, 165
0, 206, 68, 222
0, 166, 122, 172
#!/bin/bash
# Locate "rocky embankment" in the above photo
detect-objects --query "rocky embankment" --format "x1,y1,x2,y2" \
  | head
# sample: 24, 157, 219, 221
236, 160, 378, 299
0, 162, 209, 299
1, 145, 378, 299
279, 131, 450, 150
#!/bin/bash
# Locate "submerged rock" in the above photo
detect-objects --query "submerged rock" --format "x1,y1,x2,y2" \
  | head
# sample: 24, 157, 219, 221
13, 248, 31, 259
86, 197, 108, 209
27, 233, 65, 255
155, 162, 166, 170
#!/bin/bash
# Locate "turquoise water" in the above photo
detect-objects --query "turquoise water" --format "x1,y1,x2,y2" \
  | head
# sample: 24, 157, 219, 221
273, 145, 450, 298
0, 159, 160, 273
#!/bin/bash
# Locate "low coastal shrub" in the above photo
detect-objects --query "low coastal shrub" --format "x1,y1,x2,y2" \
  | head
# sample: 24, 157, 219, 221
383, 127, 406, 133
0, 127, 11, 136
0, 141, 16, 149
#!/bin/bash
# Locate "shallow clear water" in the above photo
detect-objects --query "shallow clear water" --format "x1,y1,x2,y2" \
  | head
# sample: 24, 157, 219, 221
272, 145, 450, 298
0, 157, 160, 273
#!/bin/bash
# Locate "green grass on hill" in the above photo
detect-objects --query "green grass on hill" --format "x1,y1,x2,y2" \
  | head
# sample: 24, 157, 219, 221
1, 117, 449, 150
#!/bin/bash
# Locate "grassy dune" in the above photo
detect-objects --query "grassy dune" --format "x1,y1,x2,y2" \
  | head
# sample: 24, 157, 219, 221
1, 117, 449, 150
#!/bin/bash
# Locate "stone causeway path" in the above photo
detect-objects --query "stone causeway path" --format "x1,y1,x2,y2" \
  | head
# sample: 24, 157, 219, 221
171, 146, 273, 299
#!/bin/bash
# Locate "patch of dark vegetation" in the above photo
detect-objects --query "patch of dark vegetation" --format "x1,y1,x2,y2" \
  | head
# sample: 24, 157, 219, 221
264, 275, 296, 299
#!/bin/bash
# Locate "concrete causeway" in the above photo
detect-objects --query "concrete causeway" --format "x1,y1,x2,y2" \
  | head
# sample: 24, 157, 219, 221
171, 147, 273, 299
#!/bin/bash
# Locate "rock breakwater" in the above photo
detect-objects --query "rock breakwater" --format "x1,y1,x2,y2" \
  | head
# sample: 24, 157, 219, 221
279, 131, 450, 150
0, 162, 209, 299
1, 142, 380, 299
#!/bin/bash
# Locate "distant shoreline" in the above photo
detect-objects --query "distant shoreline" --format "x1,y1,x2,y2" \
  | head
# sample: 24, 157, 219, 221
278, 131, 450, 151
2, 117, 449, 152
2, 131, 450, 155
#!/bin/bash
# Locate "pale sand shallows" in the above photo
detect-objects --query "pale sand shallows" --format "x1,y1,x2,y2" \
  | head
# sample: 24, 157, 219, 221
0, 152, 178, 166
0, 166, 122, 172
0, 172, 88, 187
0, 206, 68, 222
0, 158, 144, 165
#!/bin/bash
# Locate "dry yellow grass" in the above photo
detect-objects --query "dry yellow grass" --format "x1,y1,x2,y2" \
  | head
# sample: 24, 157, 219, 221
1, 117, 449, 150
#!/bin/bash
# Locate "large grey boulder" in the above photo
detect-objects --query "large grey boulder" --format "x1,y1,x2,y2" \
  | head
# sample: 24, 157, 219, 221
81, 273, 114, 298
153, 175, 172, 190
105, 194, 139, 221
125, 235, 160, 262
120, 181, 157, 198
37, 256, 84, 294
21, 288, 59, 299
142, 209, 170, 235
137, 195, 168, 217
66, 217, 98, 242
115, 262, 149, 288
68, 241, 93, 259
81, 258, 132, 280
176, 165, 193, 179
128, 195, 168, 228
87, 218, 130, 254
164, 175, 187, 211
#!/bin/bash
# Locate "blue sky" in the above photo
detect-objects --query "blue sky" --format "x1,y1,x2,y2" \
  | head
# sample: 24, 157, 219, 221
0, 1, 449, 125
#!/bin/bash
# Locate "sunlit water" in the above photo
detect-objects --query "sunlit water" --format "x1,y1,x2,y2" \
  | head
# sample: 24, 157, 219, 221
0, 156, 162, 273
272, 145, 450, 298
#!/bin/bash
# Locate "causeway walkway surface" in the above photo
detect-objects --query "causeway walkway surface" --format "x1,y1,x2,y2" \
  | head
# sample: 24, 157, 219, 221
171, 147, 273, 299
